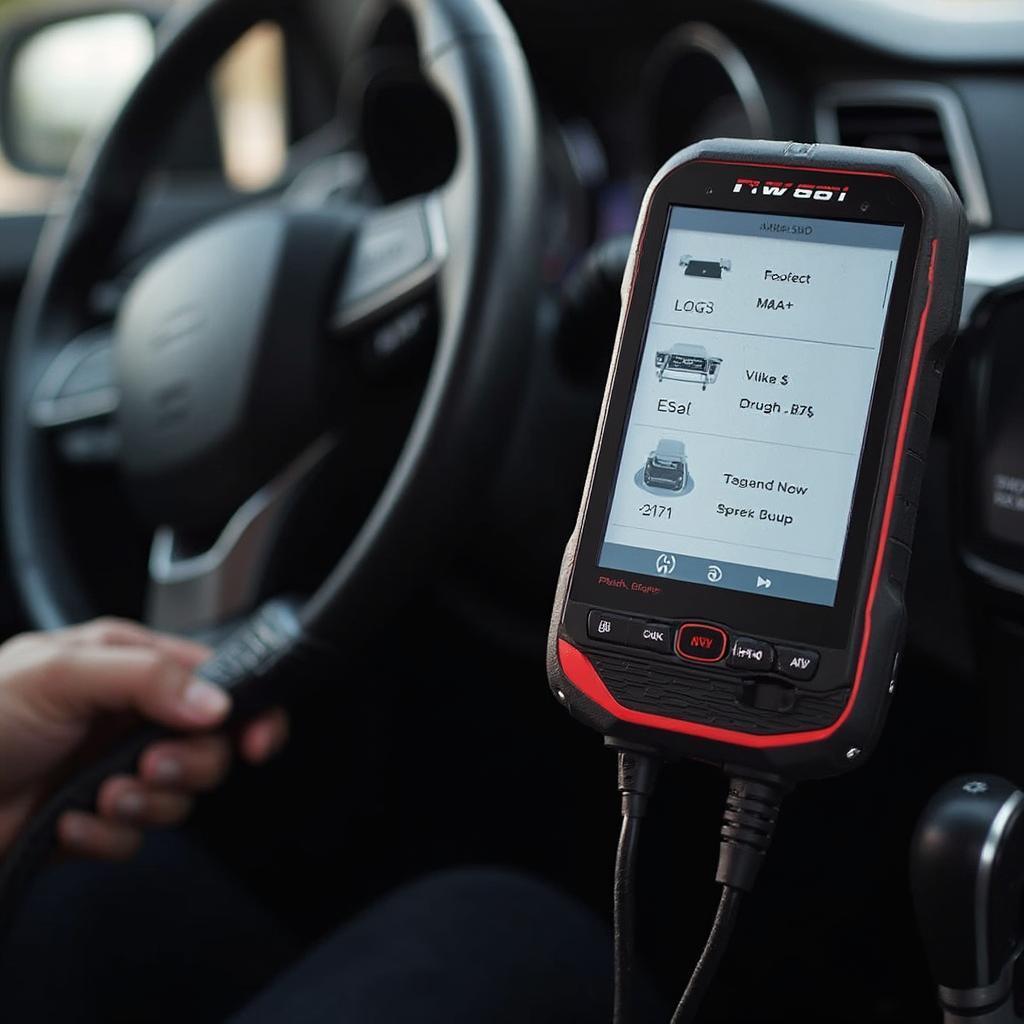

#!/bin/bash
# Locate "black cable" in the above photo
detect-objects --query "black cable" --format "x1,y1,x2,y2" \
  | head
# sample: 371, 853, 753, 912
612, 746, 660, 1024
668, 887, 743, 1024
667, 772, 787, 1024
614, 812, 642, 1024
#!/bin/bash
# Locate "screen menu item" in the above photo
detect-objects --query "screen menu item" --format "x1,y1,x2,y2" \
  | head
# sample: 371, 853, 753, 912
598, 206, 905, 607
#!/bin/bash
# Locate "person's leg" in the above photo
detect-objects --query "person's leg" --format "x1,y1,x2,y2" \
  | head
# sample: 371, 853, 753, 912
232, 867, 665, 1024
0, 831, 299, 1024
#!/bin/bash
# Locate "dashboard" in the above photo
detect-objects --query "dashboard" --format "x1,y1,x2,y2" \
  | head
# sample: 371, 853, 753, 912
500, 0, 1024, 246
434, 0, 1024, 670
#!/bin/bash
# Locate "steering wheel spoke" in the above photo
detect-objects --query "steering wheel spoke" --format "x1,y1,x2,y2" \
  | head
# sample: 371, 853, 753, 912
30, 328, 120, 464
331, 191, 447, 337
145, 436, 336, 634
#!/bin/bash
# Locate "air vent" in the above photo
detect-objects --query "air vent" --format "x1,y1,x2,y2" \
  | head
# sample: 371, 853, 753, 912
816, 82, 991, 228
836, 104, 959, 193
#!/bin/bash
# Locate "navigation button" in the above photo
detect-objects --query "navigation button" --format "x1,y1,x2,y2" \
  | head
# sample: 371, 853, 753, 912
676, 623, 729, 663
727, 637, 775, 672
776, 646, 820, 682
655, 553, 677, 575
587, 610, 632, 645
629, 620, 674, 654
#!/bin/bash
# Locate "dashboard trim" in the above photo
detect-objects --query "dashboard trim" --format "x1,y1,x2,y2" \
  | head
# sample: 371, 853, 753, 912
759, 0, 1024, 65
961, 232, 1024, 327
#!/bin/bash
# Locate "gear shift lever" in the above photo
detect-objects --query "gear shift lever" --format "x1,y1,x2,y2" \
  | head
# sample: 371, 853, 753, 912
911, 775, 1024, 1023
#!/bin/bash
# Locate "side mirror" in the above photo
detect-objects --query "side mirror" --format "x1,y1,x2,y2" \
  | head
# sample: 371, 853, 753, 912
0, 8, 156, 177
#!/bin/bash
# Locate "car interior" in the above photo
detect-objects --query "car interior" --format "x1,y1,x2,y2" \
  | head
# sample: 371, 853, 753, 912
0, 0, 1023, 1021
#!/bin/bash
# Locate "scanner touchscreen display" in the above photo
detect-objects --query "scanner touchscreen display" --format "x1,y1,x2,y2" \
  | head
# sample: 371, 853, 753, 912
598, 206, 905, 607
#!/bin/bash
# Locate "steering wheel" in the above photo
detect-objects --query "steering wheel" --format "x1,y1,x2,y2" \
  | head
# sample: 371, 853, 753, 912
0, 0, 541, 929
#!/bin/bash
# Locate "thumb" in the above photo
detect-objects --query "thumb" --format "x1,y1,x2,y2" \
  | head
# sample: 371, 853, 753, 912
40, 645, 231, 730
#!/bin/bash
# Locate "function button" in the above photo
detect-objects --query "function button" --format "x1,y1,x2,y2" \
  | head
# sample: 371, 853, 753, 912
676, 623, 729, 663
727, 637, 775, 672
628, 620, 674, 654
587, 610, 632, 645
776, 646, 820, 682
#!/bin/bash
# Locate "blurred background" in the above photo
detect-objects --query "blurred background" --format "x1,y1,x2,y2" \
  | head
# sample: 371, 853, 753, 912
0, 0, 288, 211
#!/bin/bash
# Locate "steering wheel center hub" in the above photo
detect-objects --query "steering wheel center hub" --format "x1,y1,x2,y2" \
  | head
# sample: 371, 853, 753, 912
115, 204, 352, 529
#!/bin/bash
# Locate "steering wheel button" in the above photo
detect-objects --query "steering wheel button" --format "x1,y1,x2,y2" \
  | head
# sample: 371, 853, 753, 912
776, 646, 820, 682
727, 637, 775, 672
337, 202, 431, 310
676, 623, 729, 663
628, 620, 674, 653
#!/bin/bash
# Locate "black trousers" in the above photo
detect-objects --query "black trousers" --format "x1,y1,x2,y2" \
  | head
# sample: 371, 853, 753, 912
0, 834, 662, 1023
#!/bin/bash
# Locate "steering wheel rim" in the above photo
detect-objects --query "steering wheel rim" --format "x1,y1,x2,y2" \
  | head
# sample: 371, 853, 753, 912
2, 0, 543, 644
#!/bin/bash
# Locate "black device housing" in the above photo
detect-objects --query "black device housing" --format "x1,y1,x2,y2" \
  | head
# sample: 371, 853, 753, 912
548, 139, 967, 780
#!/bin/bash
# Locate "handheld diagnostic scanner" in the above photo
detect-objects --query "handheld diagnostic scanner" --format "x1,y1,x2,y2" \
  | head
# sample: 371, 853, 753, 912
548, 139, 968, 780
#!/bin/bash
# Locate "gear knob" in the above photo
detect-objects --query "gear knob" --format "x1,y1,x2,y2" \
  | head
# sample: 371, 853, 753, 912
910, 775, 1024, 1021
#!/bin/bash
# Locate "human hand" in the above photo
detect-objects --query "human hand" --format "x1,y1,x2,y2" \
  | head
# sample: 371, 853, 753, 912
0, 618, 288, 860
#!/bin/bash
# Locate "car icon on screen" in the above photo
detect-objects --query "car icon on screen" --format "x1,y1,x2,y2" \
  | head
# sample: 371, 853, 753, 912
643, 438, 688, 492
654, 344, 723, 389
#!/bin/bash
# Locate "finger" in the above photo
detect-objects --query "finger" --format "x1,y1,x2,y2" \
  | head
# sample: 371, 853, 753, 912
64, 618, 212, 668
96, 776, 194, 827
239, 709, 290, 765
58, 810, 143, 862
40, 646, 231, 730
138, 735, 232, 791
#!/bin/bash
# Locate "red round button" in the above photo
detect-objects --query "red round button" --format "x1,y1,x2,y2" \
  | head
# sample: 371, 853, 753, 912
675, 623, 729, 663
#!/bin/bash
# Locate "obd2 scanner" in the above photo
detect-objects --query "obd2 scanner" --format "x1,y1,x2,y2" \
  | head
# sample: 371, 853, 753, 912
547, 139, 968, 1023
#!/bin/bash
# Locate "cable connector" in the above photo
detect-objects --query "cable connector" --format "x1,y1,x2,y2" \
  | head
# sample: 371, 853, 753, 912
669, 771, 789, 1024
716, 771, 788, 893
616, 745, 661, 818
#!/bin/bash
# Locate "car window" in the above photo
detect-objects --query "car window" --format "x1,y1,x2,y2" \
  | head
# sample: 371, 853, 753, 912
212, 21, 288, 194
0, 4, 289, 213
